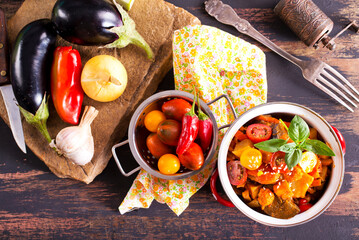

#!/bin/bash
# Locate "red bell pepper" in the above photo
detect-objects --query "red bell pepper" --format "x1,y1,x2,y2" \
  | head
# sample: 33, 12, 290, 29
51, 46, 83, 125
176, 95, 199, 155
197, 95, 213, 151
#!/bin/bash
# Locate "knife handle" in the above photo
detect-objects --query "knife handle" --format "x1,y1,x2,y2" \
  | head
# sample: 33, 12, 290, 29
0, 8, 10, 86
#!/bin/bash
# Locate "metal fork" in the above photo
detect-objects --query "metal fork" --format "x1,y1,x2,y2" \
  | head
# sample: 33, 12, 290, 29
204, 0, 359, 112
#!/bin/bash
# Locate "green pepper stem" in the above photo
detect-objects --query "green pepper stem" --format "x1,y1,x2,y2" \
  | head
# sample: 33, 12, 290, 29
19, 94, 52, 143
188, 92, 197, 117
105, 0, 154, 60
186, 88, 198, 117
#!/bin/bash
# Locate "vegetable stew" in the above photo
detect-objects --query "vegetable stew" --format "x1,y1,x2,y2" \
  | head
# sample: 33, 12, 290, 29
227, 114, 334, 219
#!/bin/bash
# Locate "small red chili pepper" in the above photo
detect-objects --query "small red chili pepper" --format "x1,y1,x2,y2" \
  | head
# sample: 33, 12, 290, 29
197, 94, 213, 151
176, 94, 199, 155
51, 46, 83, 125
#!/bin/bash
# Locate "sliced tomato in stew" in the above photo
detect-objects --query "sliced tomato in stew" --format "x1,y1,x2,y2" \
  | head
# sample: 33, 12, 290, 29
246, 123, 272, 143
227, 160, 247, 186
270, 151, 290, 173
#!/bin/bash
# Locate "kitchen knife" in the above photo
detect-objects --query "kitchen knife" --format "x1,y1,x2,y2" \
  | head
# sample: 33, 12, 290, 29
0, 8, 26, 153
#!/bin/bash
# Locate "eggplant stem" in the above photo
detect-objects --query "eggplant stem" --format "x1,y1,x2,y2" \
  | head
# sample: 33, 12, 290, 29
36, 119, 52, 143
19, 94, 52, 143
105, 0, 154, 60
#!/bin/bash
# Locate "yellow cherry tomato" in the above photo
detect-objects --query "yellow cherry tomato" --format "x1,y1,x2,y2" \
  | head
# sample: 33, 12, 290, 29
144, 110, 166, 132
299, 151, 318, 173
81, 55, 127, 102
158, 154, 180, 175
240, 148, 262, 170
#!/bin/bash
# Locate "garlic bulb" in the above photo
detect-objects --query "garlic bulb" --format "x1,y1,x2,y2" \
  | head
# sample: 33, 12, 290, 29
50, 106, 99, 165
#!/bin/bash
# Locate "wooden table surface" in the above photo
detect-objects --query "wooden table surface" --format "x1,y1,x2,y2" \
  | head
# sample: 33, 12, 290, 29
0, 0, 358, 239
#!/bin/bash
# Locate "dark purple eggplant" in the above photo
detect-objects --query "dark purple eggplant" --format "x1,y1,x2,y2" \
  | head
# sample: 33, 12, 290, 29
52, 0, 122, 45
51, 0, 154, 60
10, 19, 57, 143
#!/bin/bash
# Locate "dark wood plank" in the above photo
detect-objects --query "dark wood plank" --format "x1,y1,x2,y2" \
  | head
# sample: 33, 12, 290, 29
0, 0, 358, 239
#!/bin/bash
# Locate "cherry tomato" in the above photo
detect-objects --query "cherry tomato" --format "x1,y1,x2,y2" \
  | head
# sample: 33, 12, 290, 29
227, 160, 248, 186
144, 110, 166, 132
162, 98, 192, 121
247, 164, 280, 184
146, 133, 172, 159
246, 123, 272, 143
298, 151, 318, 173
158, 154, 180, 175
270, 151, 289, 173
157, 119, 182, 146
240, 148, 262, 170
299, 203, 313, 213
298, 198, 308, 205
178, 142, 204, 170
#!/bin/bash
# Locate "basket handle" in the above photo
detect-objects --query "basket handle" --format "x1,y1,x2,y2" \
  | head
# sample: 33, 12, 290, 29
207, 94, 238, 130
111, 139, 141, 177
210, 168, 235, 208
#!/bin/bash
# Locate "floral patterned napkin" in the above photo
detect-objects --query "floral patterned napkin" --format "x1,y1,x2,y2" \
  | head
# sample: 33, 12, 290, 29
119, 25, 267, 216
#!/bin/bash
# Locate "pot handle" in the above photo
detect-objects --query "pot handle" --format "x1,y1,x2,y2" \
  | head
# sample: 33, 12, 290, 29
210, 168, 235, 207
112, 139, 141, 177
331, 126, 346, 155
207, 94, 238, 131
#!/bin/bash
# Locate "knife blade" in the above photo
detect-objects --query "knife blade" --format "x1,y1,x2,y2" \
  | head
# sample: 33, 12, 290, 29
0, 8, 26, 153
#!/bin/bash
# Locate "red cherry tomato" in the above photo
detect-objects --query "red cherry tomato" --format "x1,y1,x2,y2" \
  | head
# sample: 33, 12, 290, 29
146, 133, 172, 159
157, 119, 182, 146
227, 160, 248, 186
270, 151, 289, 173
178, 142, 204, 171
246, 124, 272, 143
299, 203, 313, 213
298, 198, 308, 205
162, 98, 192, 122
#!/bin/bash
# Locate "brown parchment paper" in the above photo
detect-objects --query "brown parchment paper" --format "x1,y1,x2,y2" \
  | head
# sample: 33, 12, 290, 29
0, 0, 200, 183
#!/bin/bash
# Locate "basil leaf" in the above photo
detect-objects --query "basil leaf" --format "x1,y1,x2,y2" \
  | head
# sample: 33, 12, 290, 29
288, 115, 310, 143
303, 139, 335, 156
285, 149, 302, 170
278, 142, 296, 153
254, 139, 286, 152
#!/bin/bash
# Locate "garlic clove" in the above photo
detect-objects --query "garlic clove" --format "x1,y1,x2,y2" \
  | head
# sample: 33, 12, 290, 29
51, 106, 99, 166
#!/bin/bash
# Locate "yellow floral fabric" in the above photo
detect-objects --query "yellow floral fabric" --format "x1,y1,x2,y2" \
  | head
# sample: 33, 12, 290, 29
119, 25, 267, 216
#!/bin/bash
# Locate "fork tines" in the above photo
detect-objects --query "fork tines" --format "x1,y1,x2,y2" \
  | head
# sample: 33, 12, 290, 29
315, 64, 359, 112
